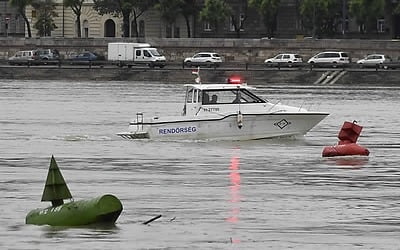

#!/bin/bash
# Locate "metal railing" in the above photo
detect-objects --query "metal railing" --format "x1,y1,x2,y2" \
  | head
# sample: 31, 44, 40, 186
1, 59, 399, 71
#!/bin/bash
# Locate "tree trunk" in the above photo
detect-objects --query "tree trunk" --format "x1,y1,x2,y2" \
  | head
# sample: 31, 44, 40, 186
22, 14, 32, 38
131, 18, 138, 37
76, 14, 81, 37
184, 15, 191, 38
122, 11, 130, 37
131, 10, 139, 37
384, 0, 394, 38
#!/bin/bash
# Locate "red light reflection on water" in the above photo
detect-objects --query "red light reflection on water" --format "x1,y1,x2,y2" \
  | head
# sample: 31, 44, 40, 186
226, 152, 241, 244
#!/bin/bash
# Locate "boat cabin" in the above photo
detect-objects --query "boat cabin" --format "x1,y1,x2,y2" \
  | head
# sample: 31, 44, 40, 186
183, 83, 266, 116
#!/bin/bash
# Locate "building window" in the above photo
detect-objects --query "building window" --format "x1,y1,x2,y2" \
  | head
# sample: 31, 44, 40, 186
229, 16, 235, 31
104, 19, 116, 37
239, 13, 245, 31
139, 20, 145, 37
203, 21, 211, 31
174, 26, 180, 38
166, 25, 172, 38
377, 19, 385, 33
229, 14, 245, 32
83, 20, 89, 38
358, 24, 365, 33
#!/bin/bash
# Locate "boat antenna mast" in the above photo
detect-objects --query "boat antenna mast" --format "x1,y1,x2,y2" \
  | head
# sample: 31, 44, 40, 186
192, 67, 201, 84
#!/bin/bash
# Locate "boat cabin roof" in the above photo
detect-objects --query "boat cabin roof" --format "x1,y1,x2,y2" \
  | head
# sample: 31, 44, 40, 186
184, 83, 266, 104
184, 83, 256, 91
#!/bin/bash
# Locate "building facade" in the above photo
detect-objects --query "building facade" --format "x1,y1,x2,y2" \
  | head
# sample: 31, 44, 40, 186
25, 0, 189, 39
19, 0, 399, 39
0, 0, 25, 37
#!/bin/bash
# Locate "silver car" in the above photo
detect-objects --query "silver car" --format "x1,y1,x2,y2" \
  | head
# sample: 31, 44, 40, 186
357, 54, 391, 67
307, 51, 350, 67
8, 50, 36, 65
184, 52, 222, 67
264, 53, 303, 67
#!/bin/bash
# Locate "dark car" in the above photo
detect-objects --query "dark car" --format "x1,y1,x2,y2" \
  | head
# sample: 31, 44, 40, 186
68, 51, 105, 65
32, 48, 60, 64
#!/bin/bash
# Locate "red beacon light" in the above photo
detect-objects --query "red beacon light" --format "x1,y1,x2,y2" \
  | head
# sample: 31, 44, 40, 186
228, 76, 244, 84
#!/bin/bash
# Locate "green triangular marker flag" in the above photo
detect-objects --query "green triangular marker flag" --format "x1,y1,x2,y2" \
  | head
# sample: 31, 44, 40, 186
41, 155, 72, 207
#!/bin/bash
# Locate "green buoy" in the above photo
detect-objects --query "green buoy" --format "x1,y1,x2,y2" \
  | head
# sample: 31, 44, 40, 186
26, 156, 123, 226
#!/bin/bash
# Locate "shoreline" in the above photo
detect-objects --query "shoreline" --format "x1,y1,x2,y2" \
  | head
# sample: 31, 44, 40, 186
1, 65, 400, 85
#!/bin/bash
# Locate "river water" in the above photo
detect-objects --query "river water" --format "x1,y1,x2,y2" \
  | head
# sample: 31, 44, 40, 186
1, 79, 400, 249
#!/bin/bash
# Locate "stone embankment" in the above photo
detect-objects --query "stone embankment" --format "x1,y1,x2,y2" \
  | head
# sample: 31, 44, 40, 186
1, 64, 399, 86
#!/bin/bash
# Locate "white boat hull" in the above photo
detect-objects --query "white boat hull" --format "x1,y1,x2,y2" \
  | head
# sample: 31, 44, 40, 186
118, 113, 328, 141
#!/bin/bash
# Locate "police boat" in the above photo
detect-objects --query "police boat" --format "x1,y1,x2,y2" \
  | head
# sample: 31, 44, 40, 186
117, 70, 328, 141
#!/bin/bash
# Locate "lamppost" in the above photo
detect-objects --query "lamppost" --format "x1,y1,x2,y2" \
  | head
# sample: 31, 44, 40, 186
342, 0, 347, 36
5, 17, 9, 37
62, 0, 65, 37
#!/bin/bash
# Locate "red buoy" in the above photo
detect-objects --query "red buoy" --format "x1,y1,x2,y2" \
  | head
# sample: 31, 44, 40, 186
322, 121, 370, 157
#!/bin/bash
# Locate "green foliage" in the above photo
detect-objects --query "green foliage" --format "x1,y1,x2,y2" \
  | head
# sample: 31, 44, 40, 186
64, 0, 85, 14
181, 0, 198, 18
156, 0, 184, 24
396, 2, 400, 14
299, 0, 341, 37
200, 0, 231, 31
32, 0, 58, 37
248, 0, 280, 37
349, 0, 384, 33
93, 0, 120, 16
9, 0, 31, 10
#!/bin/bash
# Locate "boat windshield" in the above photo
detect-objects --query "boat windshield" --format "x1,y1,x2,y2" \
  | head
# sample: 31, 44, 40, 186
202, 89, 265, 105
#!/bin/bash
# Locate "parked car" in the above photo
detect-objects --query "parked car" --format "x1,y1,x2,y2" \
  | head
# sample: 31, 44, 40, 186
31, 48, 60, 65
307, 51, 350, 67
68, 51, 105, 64
184, 52, 222, 67
264, 53, 303, 67
356, 54, 391, 67
33, 48, 60, 60
8, 50, 35, 65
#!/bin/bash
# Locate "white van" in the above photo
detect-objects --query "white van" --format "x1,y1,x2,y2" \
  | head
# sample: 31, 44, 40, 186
307, 51, 350, 67
107, 42, 166, 68
8, 50, 35, 65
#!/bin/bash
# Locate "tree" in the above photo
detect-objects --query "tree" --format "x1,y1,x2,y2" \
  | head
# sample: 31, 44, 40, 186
199, 0, 231, 33
299, 0, 340, 38
9, 0, 33, 37
32, 0, 58, 37
93, 0, 156, 37
64, 0, 85, 37
229, 0, 248, 38
156, 0, 183, 37
156, 0, 199, 38
387, 0, 400, 38
248, 0, 280, 38
349, 0, 385, 33
180, 0, 198, 38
